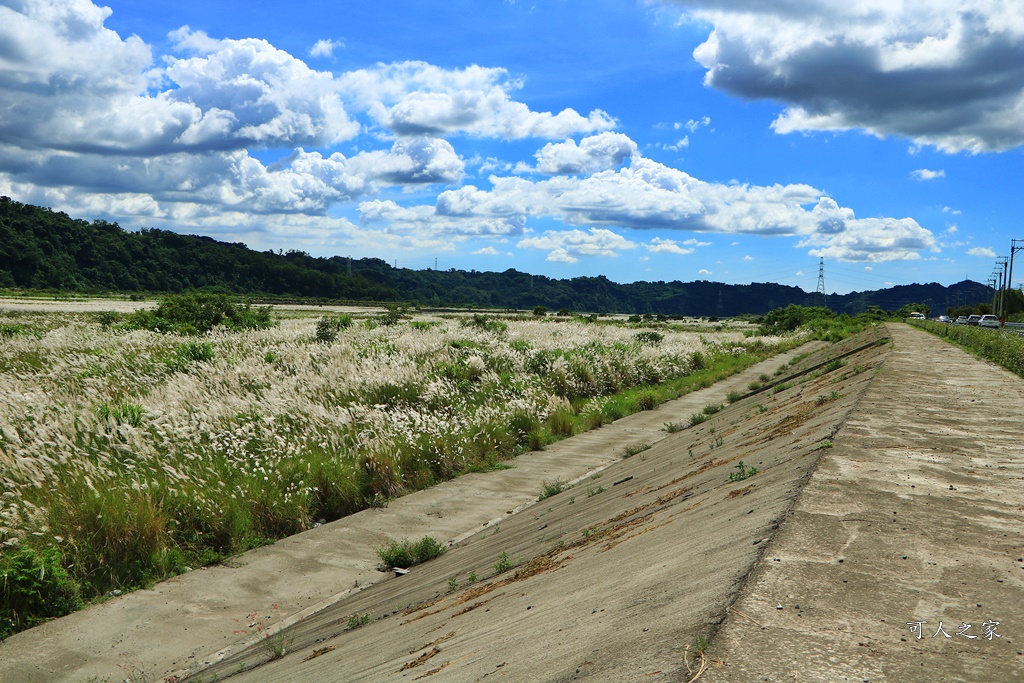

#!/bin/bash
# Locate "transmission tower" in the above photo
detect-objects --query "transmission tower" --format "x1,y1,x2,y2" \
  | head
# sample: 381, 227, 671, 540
815, 258, 827, 308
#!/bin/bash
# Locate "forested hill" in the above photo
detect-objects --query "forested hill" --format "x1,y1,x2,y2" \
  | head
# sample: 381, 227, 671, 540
0, 197, 980, 316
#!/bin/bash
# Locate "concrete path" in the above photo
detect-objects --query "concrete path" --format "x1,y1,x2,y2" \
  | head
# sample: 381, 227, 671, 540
704, 324, 1024, 681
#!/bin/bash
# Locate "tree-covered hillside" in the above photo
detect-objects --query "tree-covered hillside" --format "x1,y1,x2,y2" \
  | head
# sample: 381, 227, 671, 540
0, 197, 987, 316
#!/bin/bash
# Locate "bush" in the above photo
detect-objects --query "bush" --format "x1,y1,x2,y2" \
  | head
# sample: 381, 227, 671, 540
1, 548, 84, 639
634, 331, 664, 346
124, 293, 275, 334
315, 314, 353, 343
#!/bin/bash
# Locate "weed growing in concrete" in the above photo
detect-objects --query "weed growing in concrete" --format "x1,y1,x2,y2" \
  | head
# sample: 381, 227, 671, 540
815, 391, 841, 405
816, 440, 833, 450
538, 479, 567, 501
494, 552, 512, 574
689, 412, 708, 427
702, 402, 723, 415
447, 576, 458, 592
824, 358, 846, 373
347, 613, 370, 630
728, 461, 759, 482
467, 572, 478, 584
586, 486, 606, 497
376, 536, 446, 569
726, 390, 742, 403
663, 420, 685, 433
621, 441, 652, 458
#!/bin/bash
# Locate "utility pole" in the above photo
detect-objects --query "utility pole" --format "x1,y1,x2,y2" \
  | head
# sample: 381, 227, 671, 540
1008, 239, 1024, 319
995, 257, 1008, 318
815, 258, 826, 309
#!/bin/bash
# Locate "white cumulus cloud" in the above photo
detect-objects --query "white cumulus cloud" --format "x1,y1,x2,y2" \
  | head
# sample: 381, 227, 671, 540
534, 133, 638, 175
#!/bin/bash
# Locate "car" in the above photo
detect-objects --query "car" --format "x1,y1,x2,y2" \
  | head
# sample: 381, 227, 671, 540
954, 316, 968, 325
979, 315, 1001, 328
937, 315, 952, 323
907, 312, 926, 320
966, 315, 982, 326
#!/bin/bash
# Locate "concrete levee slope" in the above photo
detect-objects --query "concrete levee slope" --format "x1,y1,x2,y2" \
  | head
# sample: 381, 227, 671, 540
186, 329, 891, 683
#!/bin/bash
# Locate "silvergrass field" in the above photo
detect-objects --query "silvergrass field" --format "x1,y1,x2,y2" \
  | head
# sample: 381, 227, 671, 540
0, 303, 794, 636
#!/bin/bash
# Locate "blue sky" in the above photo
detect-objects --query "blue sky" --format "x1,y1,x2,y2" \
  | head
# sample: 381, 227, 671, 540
1, 1, 1022, 295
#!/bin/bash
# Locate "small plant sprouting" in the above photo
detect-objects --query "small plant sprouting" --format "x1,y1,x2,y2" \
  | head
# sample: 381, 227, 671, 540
817, 440, 834, 450
772, 382, 792, 394
689, 412, 708, 427
494, 552, 512, 574
621, 441, 652, 458
815, 391, 841, 406
726, 390, 742, 404
663, 421, 685, 433
447, 576, 459, 592
586, 485, 606, 497
467, 571, 478, 584
685, 634, 710, 678
728, 461, 759, 482
538, 479, 567, 501
702, 403, 723, 416
824, 358, 846, 373
709, 436, 724, 450
757, 404, 769, 414
347, 613, 370, 630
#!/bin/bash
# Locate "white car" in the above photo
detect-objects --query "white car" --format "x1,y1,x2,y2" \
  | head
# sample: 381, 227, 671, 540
979, 315, 1001, 328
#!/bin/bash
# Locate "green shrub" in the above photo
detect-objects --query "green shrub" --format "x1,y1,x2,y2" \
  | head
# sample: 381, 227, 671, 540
315, 314, 353, 343
0, 548, 84, 639
634, 330, 664, 345
123, 293, 275, 334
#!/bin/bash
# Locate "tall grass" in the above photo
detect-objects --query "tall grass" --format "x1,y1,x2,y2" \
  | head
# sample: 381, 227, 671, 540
0, 309, 791, 637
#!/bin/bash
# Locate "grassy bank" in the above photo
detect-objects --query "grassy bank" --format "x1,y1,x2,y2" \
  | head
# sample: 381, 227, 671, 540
0, 308, 803, 637
909, 320, 1024, 378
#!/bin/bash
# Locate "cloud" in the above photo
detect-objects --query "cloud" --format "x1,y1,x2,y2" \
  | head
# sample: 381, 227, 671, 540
698, 268, 712, 276
472, 246, 501, 255
517, 227, 638, 262
338, 61, 617, 139
967, 246, 996, 257
423, 156, 936, 261
646, 237, 695, 254
534, 133, 638, 175
665, 0, 1024, 153
310, 39, 343, 58
796, 197, 937, 262
910, 168, 946, 181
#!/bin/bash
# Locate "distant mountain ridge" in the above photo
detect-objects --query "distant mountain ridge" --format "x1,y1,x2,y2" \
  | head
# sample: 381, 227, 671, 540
0, 196, 982, 316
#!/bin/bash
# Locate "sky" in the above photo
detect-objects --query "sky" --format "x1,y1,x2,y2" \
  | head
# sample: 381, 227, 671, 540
1, 1, 1022, 295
